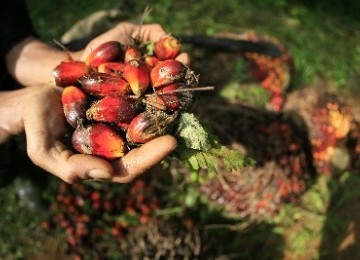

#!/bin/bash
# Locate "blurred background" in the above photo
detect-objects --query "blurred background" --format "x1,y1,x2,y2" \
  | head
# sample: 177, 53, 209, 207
1, 0, 360, 259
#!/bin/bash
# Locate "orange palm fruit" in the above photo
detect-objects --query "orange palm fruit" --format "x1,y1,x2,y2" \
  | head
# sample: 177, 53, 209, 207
85, 41, 123, 67
53, 61, 90, 87
61, 86, 89, 128
124, 47, 142, 63
72, 123, 126, 160
154, 35, 181, 60
79, 72, 130, 97
122, 60, 150, 97
86, 96, 139, 124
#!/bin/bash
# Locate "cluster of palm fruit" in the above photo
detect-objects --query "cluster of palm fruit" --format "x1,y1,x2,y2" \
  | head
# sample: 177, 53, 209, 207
191, 29, 354, 221
197, 104, 314, 221
240, 32, 293, 111
216, 31, 293, 111
53, 35, 198, 159
41, 179, 160, 258
285, 88, 353, 175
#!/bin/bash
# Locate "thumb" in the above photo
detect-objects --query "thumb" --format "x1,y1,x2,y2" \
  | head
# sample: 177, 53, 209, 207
111, 135, 177, 183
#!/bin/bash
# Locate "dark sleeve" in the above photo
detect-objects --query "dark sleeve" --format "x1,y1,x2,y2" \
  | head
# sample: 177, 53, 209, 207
0, 0, 37, 56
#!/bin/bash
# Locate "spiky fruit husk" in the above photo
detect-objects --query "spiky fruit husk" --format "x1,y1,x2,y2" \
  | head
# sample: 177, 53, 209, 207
72, 123, 126, 160
86, 96, 139, 124
61, 86, 89, 128
126, 110, 179, 144
53, 61, 90, 87
145, 83, 195, 112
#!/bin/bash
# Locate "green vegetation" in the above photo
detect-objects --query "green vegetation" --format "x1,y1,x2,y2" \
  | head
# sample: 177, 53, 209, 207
1, 0, 359, 258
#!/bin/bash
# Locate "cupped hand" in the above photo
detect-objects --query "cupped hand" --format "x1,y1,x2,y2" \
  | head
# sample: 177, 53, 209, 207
80, 22, 189, 65
23, 85, 177, 183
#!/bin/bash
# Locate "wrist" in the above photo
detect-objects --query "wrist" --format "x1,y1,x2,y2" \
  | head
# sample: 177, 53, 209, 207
0, 87, 37, 143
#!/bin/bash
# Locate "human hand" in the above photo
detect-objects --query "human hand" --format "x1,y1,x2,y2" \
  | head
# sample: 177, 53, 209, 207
80, 22, 189, 65
20, 85, 177, 183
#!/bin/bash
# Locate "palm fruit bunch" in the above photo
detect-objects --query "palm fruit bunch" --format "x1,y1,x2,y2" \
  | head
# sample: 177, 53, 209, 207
41, 179, 160, 258
196, 103, 315, 222
53, 36, 198, 160
284, 87, 353, 175
218, 30, 293, 112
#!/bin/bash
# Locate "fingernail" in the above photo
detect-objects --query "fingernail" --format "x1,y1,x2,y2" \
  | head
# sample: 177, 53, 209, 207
88, 169, 112, 180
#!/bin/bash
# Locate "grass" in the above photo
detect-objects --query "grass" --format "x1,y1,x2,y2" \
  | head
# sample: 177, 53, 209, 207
1, 0, 360, 258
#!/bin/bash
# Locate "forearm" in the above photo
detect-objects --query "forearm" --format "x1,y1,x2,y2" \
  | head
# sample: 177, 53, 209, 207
5, 37, 81, 86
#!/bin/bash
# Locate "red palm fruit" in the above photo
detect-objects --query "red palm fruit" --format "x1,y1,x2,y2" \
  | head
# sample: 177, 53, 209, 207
72, 123, 126, 160
79, 72, 130, 97
157, 83, 182, 110
126, 110, 178, 143
97, 62, 125, 76
154, 35, 181, 60
86, 96, 139, 124
145, 83, 181, 111
144, 55, 159, 70
124, 47, 142, 63
150, 59, 187, 88
85, 41, 123, 67
53, 61, 90, 87
122, 59, 150, 97
61, 86, 89, 128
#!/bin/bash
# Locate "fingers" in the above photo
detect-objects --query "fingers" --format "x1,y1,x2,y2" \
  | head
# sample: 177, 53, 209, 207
176, 53, 190, 66
23, 86, 114, 183
110, 135, 177, 183
135, 23, 167, 42
28, 141, 114, 184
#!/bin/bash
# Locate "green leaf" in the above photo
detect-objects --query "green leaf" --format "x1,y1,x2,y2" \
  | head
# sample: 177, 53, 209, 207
174, 112, 254, 174
176, 112, 212, 151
